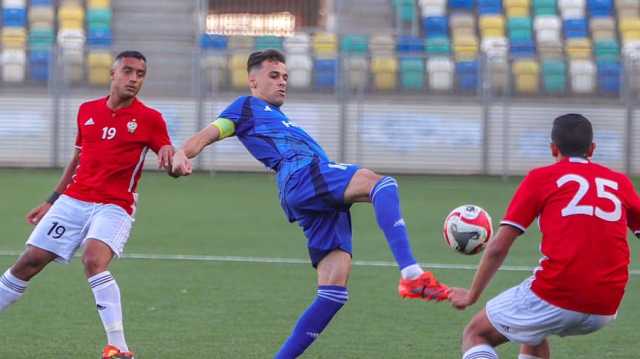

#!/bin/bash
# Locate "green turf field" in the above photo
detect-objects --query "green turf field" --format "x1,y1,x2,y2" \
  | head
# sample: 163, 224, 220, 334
0, 169, 638, 358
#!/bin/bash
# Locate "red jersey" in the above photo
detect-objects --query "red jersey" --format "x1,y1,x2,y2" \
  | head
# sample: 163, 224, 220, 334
502, 157, 640, 315
64, 97, 171, 215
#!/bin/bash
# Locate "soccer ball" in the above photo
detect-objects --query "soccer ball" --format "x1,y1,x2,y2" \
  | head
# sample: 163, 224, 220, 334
443, 205, 493, 255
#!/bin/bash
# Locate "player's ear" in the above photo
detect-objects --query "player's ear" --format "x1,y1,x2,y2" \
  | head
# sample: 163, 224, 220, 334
586, 143, 595, 157
550, 143, 559, 158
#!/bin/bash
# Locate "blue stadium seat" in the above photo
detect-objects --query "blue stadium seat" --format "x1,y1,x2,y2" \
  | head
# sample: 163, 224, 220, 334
455, 60, 479, 92
588, 0, 612, 17
478, 0, 502, 14
564, 19, 588, 39
3, 8, 27, 27
396, 35, 425, 53
449, 0, 474, 11
200, 34, 228, 50
596, 61, 620, 94
313, 58, 337, 89
510, 39, 536, 58
87, 28, 113, 47
422, 16, 448, 37
31, 0, 53, 5
29, 50, 51, 81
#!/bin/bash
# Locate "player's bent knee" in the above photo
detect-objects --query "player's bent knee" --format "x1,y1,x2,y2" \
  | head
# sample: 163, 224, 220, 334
81, 253, 109, 275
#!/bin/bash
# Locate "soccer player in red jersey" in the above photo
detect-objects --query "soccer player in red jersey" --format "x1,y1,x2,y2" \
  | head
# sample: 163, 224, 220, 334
448, 114, 640, 359
0, 51, 173, 359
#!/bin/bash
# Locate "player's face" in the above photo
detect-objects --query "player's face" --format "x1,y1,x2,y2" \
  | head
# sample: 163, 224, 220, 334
252, 60, 288, 106
111, 57, 146, 100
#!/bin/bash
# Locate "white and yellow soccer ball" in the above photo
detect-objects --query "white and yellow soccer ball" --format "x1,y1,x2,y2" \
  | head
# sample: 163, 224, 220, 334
443, 205, 493, 255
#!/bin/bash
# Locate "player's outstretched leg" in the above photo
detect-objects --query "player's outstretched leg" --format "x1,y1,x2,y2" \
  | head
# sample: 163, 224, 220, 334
0, 246, 55, 311
346, 169, 448, 301
274, 250, 350, 359
83, 240, 132, 357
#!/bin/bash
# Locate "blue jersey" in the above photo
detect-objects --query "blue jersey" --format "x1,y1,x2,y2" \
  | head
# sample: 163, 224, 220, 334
216, 96, 330, 189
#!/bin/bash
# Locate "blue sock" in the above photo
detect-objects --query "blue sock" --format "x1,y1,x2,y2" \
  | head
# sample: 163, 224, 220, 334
370, 176, 418, 270
275, 286, 348, 359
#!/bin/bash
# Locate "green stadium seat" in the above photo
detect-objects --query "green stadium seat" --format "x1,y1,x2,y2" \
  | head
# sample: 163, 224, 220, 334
341, 34, 368, 55
255, 36, 283, 50
508, 17, 533, 41
542, 59, 567, 94
533, 0, 557, 15
426, 37, 451, 56
400, 57, 424, 90
594, 40, 620, 62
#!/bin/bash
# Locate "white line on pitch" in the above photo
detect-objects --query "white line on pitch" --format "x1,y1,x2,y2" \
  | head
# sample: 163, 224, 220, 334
0, 250, 638, 275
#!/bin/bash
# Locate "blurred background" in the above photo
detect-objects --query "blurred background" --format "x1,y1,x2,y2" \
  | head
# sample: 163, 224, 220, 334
0, 0, 638, 176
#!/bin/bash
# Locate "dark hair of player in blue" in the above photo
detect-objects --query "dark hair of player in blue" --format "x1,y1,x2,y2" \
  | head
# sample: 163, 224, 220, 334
247, 49, 286, 73
114, 50, 147, 65
551, 113, 593, 157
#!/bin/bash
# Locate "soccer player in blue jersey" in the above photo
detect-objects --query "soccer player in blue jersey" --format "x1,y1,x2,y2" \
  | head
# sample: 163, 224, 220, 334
171, 49, 449, 358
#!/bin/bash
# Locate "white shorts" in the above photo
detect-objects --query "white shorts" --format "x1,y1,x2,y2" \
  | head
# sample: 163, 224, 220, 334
486, 277, 616, 346
26, 195, 133, 263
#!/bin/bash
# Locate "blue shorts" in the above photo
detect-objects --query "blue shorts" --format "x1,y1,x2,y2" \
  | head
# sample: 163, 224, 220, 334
280, 161, 360, 267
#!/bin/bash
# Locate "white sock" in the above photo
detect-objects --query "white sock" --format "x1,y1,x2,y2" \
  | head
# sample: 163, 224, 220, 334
0, 268, 28, 311
89, 271, 128, 352
400, 264, 424, 279
463, 344, 499, 359
518, 355, 543, 359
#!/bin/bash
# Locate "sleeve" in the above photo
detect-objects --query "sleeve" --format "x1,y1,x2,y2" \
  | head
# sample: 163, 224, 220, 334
501, 171, 543, 233
74, 105, 83, 149
621, 176, 640, 237
212, 96, 251, 138
149, 113, 172, 154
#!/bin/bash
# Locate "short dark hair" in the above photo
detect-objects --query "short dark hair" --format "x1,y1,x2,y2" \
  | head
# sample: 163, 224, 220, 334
247, 49, 286, 73
551, 113, 593, 157
115, 50, 147, 64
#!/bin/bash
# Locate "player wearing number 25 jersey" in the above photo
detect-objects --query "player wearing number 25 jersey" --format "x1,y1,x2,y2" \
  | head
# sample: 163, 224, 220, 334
449, 113, 640, 359
0, 51, 174, 359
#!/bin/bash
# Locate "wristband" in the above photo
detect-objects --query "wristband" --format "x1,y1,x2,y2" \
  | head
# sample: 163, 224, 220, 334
46, 191, 61, 204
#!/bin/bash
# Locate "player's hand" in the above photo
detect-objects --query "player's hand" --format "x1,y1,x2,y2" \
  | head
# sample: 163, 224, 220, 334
158, 145, 175, 170
170, 150, 192, 177
26, 202, 52, 225
447, 287, 474, 310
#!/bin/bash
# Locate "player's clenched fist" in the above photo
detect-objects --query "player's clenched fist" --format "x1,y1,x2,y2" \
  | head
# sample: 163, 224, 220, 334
170, 150, 192, 177
448, 287, 474, 310
25, 202, 52, 225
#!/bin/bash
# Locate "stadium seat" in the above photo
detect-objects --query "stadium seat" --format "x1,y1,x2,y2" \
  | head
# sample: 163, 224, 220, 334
30, 0, 52, 5
587, 0, 612, 16
284, 33, 311, 54
482, 37, 509, 58
513, 59, 540, 93
566, 38, 592, 59
564, 19, 588, 38
58, 3, 84, 30
313, 58, 337, 89
88, 0, 111, 7
450, 13, 475, 39
313, 32, 338, 57
88, 51, 112, 85
590, 17, 616, 41
455, 60, 479, 92
87, 8, 112, 30
87, 28, 112, 47
596, 60, 620, 94
344, 56, 369, 90
1, 27, 27, 48
399, 57, 425, 90
594, 40, 620, 61
28, 5, 54, 28
420, 0, 447, 17
615, 0, 639, 18
394, 0, 417, 24
559, 0, 586, 19
3, 7, 27, 27
229, 53, 250, 89
255, 36, 284, 51
539, 41, 564, 58
2, 0, 26, 7
510, 39, 536, 58
534, 16, 561, 43
449, 0, 473, 11
479, 15, 505, 38
371, 56, 398, 90
619, 18, 640, 44
505, 0, 531, 17
370, 34, 396, 55
228, 36, 255, 52
478, 0, 503, 15
200, 34, 228, 50
287, 54, 312, 88
397, 35, 425, 53
508, 17, 533, 41
453, 35, 479, 60
569, 59, 596, 93
533, 0, 557, 15
542, 59, 567, 93
427, 57, 454, 90
1, 48, 26, 82
423, 16, 448, 38
29, 26, 55, 50
201, 54, 227, 89
29, 50, 51, 81
426, 36, 451, 55
341, 35, 369, 55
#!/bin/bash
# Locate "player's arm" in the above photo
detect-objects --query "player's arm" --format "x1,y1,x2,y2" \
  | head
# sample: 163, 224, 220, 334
171, 118, 235, 177
26, 148, 80, 224
448, 225, 521, 310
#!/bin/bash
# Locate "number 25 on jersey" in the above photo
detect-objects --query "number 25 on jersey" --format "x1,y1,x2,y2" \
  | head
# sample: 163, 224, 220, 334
557, 174, 621, 222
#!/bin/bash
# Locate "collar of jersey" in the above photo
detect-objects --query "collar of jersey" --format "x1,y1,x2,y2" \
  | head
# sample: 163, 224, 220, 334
103, 96, 141, 114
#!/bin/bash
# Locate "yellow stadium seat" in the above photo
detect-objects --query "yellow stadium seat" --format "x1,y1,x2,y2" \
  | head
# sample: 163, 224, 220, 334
513, 59, 540, 93
229, 53, 250, 89
228, 36, 255, 51
58, 5, 84, 30
371, 57, 398, 90
453, 36, 479, 61
313, 32, 338, 57
88, 0, 111, 8
566, 38, 592, 59
480, 15, 505, 38
505, 0, 531, 17
88, 52, 113, 86
1, 28, 27, 49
